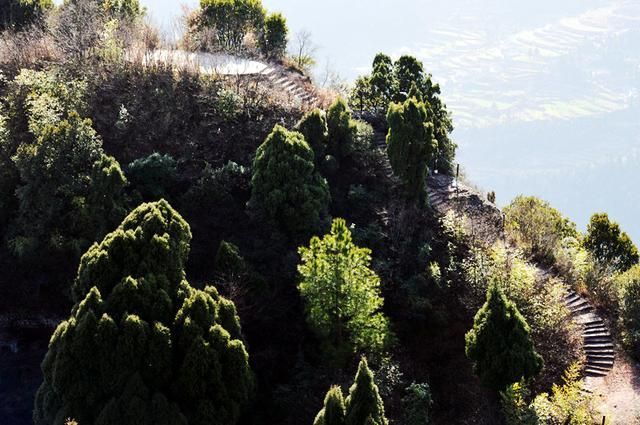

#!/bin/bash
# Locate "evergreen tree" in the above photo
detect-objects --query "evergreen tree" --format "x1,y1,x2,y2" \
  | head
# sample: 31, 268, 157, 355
326, 98, 358, 162
345, 358, 388, 425
34, 200, 253, 425
298, 218, 390, 361
127, 152, 178, 202
386, 95, 436, 202
295, 108, 328, 162
313, 358, 388, 425
249, 124, 330, 237
369, 53, 393, 110
313, 386, 346, 425
584, 212, 639, 273
465, 284, 543, 391
10, 112, 104, 260
86, 154, 129, 238
261, 12, 288, 58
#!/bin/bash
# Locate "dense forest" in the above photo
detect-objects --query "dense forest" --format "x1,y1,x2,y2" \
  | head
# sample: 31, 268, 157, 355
1, 1, 639, 424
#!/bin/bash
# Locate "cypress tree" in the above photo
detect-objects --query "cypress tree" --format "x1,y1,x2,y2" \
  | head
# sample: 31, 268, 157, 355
249, 124, 330, 237
465, 284, 543, 391
326, 98, 358, 162
313, 358, 388, 425
296, 108, 328, 163
345, 358, 388, 425
386, 96, 437, 202
313, 386, 346, 425
34, 200, 253, 425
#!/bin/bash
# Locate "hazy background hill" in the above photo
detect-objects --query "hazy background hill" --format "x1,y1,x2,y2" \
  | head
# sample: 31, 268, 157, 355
57, 0, 640, 241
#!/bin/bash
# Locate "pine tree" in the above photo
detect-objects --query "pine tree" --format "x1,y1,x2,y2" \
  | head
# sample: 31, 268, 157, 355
34, 200, 253, 425
249, 124, 330, 237
298, 218, 391, 360
465, 284, 543, 391
345, 358, 388, 425
313, 386, 346, 425
386, 96, 437, 202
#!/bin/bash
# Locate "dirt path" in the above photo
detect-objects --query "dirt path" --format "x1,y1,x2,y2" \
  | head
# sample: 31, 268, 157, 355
587, 353, 640, 424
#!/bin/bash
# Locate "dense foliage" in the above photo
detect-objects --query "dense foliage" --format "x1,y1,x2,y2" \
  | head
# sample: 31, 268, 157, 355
261, 12, 288, 58
386, 93, 436, 202
465, 284, 543, 391
583, 212, 639, 273
249, 124, 330, 237
504, 196, 577, 264
298, 218, 391, 362
34, 200, 253, 425
615, 265, 640, 359
350, 53, 456, 174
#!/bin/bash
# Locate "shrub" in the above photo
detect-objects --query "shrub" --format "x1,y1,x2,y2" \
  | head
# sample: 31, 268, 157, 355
504, 196, 577, 264
127, 152, 177, 201
261, 12, 287, 58
10, 112, 104, 261
583, 212, 639, 273
34, 200, 253, 425
402, 382, 432, 425
529, 363, 597, 424
298, 218, 391, 361
249, 124, 330, 237
386, 95, 437, 202
616, 265, 640, 359
465, 284, 543, 391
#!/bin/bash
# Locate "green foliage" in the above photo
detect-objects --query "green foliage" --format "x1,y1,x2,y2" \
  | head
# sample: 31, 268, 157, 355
34, 200, 253, 425
326, 98, 358, 162
583, 212, 638, 273
127, 153, 177, 202
102, 0, 144, 20
314, 358, 388, 425
261, 12, 288, 58
465, 284, 543, 391
504, 196, 577, 263
215, 240, 246, 276
86, 154, 129, 238
298, 218, 391, 361
198, 0, 266, 51
10, 112, 104, 260
500, 380, 537, 425
616, 265, 640, 359
402, 382, 432, 425
386, 95, 436, 202
344, 358, 388, 425
528, 363, 596, 424
313, 386, 346, 425
349, 53, 456, 174
249, 124, 330, 237
0, 0, 52, 30
296, 108, 328, 162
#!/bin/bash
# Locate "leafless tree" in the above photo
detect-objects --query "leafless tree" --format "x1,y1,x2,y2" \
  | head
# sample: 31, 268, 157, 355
48, 0, 105, 60
290, 29, 317, 71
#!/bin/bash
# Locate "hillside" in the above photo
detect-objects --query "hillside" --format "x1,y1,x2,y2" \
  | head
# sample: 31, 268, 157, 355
1, 1, 640, 425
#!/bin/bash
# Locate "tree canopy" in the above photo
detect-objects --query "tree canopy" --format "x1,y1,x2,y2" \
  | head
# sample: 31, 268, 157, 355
198, 0, 266, 51
0, 0, 52, 31
386, 94, 436, 202
34, 200, 253, 425
298, 218, 391, 361
465, 284, 543, 391
583, 212, 639, 273
249, 124, 330, 237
